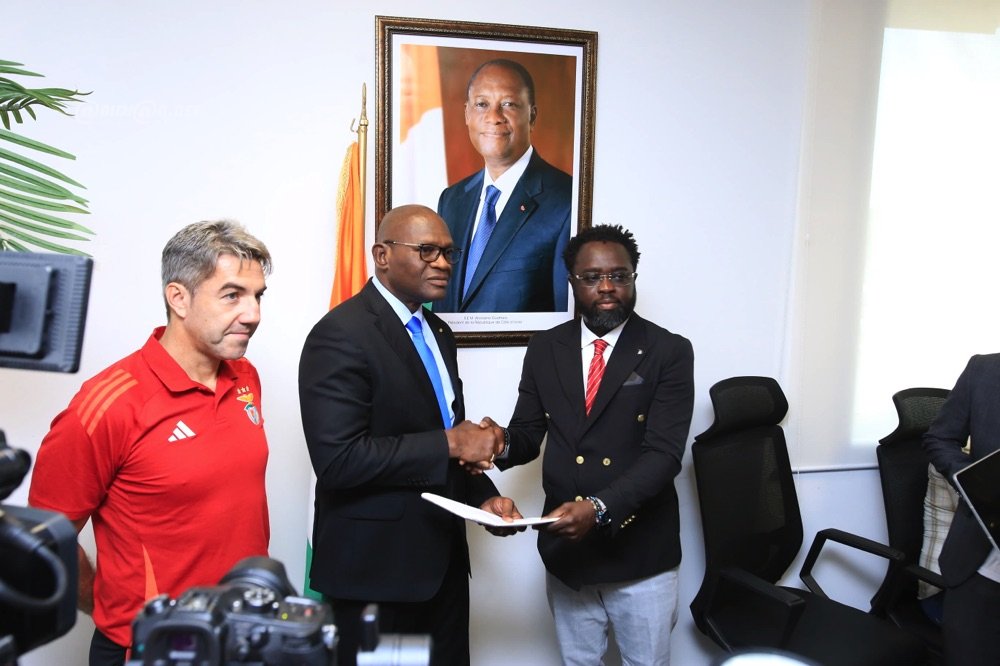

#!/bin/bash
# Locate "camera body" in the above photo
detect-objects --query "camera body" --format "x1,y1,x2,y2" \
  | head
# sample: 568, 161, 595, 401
129, 556, 432, 666
0, 432, 78, 661
130, 557, 334, 665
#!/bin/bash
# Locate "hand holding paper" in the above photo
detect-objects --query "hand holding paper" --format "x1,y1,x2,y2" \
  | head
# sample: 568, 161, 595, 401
421, 492, 557, 529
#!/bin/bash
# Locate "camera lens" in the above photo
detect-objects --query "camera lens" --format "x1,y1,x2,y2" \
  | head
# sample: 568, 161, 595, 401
218, 556, 297, 598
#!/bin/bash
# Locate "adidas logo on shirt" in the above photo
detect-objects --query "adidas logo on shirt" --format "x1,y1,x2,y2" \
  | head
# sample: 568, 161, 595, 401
168, 421, 196, 442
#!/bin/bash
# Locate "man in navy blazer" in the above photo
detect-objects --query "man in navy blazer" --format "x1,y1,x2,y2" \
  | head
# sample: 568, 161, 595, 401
433, 58, 571, 314
924, 354, 1000, 666
495, 225, 695, 664
299, 205, 521, 666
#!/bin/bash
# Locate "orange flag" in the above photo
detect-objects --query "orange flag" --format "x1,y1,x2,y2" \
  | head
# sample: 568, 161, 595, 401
306, 140, 367, 600
330, 141, 367, 309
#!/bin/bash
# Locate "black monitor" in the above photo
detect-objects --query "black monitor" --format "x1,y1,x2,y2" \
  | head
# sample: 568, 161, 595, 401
0, 252, 93, 373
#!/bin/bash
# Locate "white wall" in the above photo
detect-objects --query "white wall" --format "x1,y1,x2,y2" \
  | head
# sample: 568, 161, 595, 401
2, 1, 898, 664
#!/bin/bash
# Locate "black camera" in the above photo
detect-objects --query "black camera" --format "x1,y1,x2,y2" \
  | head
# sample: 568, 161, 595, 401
129, 557, 431, 666
0, 431, 78, 663
130, 557, 333, 665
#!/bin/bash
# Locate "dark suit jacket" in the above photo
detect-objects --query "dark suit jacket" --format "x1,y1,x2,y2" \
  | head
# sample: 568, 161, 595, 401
499, 315, 695, 589
923, 353, 1000, 588
298, 280, 499, 602
433, 150, 571, 313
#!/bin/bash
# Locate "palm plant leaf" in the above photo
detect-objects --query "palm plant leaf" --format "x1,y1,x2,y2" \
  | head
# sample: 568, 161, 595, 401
0, 59, 91, 254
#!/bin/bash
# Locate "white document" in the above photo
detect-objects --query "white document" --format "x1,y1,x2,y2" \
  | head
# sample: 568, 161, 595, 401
421, 492, 558, 528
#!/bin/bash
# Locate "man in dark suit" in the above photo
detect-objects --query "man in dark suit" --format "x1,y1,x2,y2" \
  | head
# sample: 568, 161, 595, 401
923, 354, 1000, 666
494, 225, 695, 664
433, 58, 571, 313
298, 204, 522, 666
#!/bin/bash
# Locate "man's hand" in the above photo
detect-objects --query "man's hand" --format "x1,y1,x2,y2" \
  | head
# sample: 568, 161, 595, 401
540, 499, 597, 542
479, 496, 526, 536
446, 419, 504, 473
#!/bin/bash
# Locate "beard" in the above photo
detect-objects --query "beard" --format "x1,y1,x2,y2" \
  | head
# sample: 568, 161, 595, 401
580, 290, 637, 335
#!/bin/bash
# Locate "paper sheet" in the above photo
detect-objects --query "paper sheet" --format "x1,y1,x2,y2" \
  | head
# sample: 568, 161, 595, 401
421, 492, 558, 528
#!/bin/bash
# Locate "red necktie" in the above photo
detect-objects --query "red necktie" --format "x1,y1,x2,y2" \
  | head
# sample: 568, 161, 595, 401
585, 339, 608, 415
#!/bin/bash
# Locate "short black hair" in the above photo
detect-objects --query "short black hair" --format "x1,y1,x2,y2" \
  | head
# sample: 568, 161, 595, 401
466, 59, 536, 106
563, 224, 641, 273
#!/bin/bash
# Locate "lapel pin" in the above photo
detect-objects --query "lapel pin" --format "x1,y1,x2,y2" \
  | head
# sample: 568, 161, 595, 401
520, 204, 526, 211
637, 349, 644, 355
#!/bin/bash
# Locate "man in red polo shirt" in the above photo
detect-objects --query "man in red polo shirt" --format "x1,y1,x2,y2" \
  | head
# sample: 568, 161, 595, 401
29, 220, 272, 666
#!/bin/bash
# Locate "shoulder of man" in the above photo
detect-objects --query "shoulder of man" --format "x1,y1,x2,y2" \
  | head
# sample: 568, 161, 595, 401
967, 352, 1000, 373
626, 314, 693, 356
529, 151, 573, 189
440, 169, 484, 199
310, 283, 376, 330
59, 345, 158, 435
526, 317, 577, 351
423, 307, 455, 338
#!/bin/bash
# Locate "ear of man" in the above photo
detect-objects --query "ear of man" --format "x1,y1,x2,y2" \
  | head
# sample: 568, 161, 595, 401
164, 282, 191, 320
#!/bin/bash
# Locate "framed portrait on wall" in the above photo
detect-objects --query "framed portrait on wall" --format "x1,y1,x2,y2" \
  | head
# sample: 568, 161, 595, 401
376, 15, 597, 347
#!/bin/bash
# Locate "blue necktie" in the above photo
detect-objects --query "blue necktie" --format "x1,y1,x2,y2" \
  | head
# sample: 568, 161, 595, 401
405, 315, 451, 428
463, 184, 501, 298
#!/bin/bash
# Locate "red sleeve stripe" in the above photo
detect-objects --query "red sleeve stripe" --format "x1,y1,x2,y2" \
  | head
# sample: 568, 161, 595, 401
77, 369, 139, 435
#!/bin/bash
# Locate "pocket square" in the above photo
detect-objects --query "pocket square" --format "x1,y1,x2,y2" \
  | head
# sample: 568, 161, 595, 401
623, 372, 644, 386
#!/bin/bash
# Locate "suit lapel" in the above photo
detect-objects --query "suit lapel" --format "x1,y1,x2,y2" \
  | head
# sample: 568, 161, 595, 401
461, 157, 543, 308
363, 284, 442, 421
444, 175, 484, 310
552, 320, 587, 431
585, 317, 648, 428
426, 309, 463, 423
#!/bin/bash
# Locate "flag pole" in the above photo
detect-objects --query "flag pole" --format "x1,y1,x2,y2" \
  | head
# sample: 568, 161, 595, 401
354, 84, 368, 228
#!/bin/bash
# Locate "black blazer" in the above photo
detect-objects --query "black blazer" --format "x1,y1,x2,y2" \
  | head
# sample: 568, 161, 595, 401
433, 150, 571, 313
924, 353, 1000, 587
499, 315, 695, 589
299, 280, 499, 602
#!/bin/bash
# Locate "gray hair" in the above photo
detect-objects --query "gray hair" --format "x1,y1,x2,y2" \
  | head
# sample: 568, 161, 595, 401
161, 220, 272, 317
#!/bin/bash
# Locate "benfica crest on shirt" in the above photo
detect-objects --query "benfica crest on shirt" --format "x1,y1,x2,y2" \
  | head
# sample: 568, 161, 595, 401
237, 392, 261, 425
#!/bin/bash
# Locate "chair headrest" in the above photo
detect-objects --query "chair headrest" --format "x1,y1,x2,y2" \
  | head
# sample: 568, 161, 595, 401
879, 387, 950, 445
695, 376, 788, 440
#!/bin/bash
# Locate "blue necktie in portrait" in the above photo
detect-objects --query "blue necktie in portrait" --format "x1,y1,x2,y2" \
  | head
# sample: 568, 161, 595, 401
462, 184, 501, 298
405, 315, 452, 428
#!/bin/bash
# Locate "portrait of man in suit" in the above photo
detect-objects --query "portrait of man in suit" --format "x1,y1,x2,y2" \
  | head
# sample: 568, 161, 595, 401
433, 58, 573, 314
492, 224, 696, 664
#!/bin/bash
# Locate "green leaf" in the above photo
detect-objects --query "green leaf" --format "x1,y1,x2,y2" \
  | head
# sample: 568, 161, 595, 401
0, 223, 89, 255
0, 173, 88, 204
0, 128, 77, 159
0, 146, 85, 188
0, 162, 85, 200
0, 211, 91, 240
0, 237, 30, 251
0, 65, 42, 78
0, 201, 94, 232
0, 186, 88, 214
0, 59, 92, 254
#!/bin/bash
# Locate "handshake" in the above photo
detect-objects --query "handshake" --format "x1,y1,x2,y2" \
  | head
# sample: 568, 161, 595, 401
445, 416, 505, 474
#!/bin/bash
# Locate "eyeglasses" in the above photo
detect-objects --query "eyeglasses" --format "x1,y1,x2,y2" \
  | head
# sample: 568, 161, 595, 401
382, 240, 463, 265
570, 272, 638, 287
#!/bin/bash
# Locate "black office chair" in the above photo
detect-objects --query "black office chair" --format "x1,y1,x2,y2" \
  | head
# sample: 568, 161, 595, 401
874, 387, 950, 664
690, 376, 928, 665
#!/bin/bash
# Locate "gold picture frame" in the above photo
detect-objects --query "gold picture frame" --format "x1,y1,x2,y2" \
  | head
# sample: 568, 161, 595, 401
376, 15, 597, 347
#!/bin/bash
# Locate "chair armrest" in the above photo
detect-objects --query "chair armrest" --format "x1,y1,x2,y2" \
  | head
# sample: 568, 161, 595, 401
903, 562, 945, 590
703, 567, 806, 652
800, 528, 906, 600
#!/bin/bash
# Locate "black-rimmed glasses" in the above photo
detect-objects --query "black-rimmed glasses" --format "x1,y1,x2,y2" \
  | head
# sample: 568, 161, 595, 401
570, 272, 638, 287
383, 240, 463, 265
